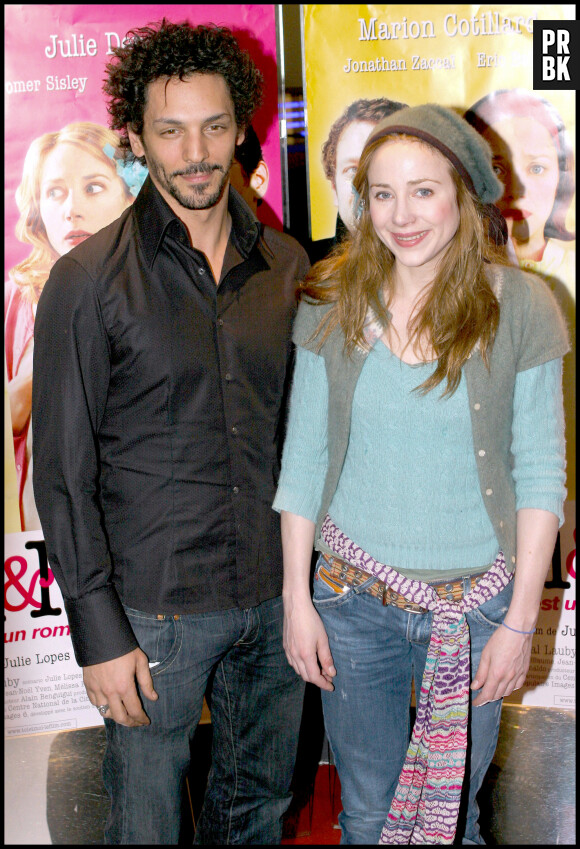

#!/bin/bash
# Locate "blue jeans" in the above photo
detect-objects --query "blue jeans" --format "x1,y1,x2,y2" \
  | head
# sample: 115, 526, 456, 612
312, 556, 514, 845
102, 595, 305, 844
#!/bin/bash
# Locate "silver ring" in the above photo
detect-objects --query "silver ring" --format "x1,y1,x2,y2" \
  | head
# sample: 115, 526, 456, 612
96, 704, 109, 716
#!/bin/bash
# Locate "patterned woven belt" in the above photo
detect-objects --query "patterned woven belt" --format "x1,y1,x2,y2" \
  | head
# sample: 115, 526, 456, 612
319, 553, 484, 613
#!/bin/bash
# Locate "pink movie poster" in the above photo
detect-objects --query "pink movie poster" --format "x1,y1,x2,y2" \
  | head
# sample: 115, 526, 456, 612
5, 4, 281, 281
4, 4, 280, 737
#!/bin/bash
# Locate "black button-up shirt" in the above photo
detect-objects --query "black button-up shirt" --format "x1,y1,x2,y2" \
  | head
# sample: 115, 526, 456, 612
32, 178, 310, 666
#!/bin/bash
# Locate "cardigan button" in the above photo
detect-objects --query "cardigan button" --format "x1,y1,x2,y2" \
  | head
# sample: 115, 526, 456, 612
486, 488, 493, 496
511, 556, 516, 564
499, 520, 504, 528
478, 449, 486, 457
474, 403, 481, 410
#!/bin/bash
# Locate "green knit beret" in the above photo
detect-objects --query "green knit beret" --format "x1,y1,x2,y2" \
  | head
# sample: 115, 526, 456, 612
365, 103, 503, 204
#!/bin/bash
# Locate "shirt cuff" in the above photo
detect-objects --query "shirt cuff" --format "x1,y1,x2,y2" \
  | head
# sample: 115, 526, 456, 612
64, 585, 139, 667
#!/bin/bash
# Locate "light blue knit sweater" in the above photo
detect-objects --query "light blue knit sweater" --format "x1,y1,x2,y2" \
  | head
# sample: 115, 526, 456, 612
273, 340, 565, 577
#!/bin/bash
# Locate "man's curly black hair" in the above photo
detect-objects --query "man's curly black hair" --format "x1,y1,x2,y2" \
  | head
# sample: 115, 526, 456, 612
103, 19, 264, 164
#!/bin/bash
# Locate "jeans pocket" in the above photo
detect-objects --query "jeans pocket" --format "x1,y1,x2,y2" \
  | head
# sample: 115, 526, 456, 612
312, 557, 356, 608
467, 580, 514, 630
123, 606, 183, 677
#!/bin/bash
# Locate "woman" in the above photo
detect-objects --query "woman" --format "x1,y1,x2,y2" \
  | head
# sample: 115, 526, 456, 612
5, 121, 146, 530
274, 105, 568, 844
465, 89, 575, 285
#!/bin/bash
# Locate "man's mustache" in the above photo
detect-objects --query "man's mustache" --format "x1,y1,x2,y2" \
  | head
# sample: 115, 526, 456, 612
172, 163, 225, 177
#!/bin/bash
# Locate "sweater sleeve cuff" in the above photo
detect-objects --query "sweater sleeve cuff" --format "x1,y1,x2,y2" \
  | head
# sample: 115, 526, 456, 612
516, 497, 566, 529
64, 585, 139, 667
272, 488, 320, 523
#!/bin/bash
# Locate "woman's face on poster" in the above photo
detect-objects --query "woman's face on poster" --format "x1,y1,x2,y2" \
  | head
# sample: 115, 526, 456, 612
483, 116, 560, 255
39, 142, 132, 255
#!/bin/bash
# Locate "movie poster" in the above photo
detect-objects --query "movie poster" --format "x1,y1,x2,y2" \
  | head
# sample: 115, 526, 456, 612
5, 531, 93, 736
505, 502, 575, 709
4, 3, 280, 736
302, 4, 576, 709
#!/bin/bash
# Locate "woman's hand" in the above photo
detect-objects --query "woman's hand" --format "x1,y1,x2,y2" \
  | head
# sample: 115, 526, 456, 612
472, 508, 560, 707
283, 593, 336, 691
471, 624, 532, 707
280, 511, 336, 691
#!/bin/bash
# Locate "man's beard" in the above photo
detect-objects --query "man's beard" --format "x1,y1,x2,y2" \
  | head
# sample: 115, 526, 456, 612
145, 154, 234, 210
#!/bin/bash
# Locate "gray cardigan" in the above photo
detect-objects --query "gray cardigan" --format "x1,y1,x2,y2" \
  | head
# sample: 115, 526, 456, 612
292, 264, 569, 574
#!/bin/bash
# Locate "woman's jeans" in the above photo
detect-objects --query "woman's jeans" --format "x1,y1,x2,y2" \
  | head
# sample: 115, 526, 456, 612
313, 555, 514, 845
102, 595, 305, 845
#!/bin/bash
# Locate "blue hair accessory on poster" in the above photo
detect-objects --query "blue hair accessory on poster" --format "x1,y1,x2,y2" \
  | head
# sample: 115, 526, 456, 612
351, 184, 365, 220
103, 143, 148, 197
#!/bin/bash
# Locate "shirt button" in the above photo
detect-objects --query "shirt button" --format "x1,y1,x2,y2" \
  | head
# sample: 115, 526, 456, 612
232, 486, 239, 494
217, 318, 224, 326
478, 449, 486, 457
474, 403, 481, 411
231, 426, 238, 435
225, 372, 232, 381
486, 488, 493, 496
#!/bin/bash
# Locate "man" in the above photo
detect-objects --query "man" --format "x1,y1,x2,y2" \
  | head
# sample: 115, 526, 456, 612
32, 20, 309, 845
321, 97, 406, 239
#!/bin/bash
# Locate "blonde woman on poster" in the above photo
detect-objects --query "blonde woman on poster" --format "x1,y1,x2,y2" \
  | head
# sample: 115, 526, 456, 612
464, 89, 575, 294
5, 122, 144, 530
275, 105, 568, 844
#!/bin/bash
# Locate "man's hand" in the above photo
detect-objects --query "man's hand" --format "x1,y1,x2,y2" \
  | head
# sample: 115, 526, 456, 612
83, 647, 158, 727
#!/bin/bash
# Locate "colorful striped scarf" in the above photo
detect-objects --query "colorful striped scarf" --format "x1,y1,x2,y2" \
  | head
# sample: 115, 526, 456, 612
321, 515, 512, 845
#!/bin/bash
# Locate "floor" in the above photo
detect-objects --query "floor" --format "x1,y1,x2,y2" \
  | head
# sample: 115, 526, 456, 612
4, 699, 575, 845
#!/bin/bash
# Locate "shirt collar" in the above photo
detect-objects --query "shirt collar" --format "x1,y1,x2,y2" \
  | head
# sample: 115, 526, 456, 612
133, 176, 262, 268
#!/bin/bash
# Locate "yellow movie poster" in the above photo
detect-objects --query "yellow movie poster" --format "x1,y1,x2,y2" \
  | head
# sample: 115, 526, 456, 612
303, 4, 575, 710
303, 5, 574, 251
